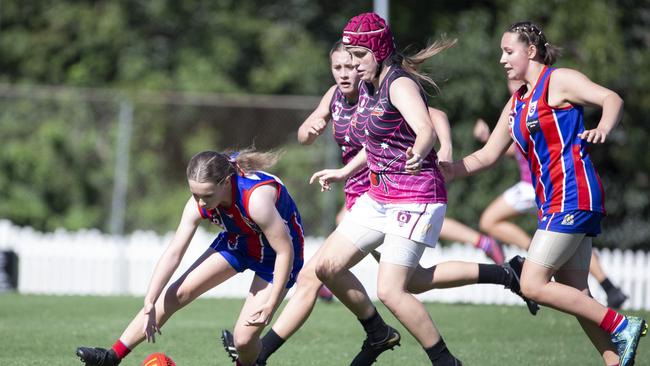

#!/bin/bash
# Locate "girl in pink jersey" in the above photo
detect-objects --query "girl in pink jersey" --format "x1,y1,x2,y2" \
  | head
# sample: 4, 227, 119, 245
77, 149, 304, 366
221, 41, 526, 366
441, 21, 646, 366
310, 12, 519, 366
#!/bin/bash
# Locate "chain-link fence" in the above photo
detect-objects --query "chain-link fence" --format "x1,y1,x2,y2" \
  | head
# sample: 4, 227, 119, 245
0, 84, 341, 237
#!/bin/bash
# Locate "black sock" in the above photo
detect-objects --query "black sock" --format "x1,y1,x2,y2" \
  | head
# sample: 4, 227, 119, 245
477, 263, 508, 285
359, 308, 389, 343
600, 278, 615, 293
257, 329, 285, 363
425, 338, 460, 365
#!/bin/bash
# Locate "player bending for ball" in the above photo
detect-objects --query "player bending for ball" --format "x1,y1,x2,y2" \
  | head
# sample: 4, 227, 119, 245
76, 149, 305, 366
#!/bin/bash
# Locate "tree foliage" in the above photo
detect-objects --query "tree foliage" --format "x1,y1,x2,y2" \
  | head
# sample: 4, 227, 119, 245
0, 0, 648, 247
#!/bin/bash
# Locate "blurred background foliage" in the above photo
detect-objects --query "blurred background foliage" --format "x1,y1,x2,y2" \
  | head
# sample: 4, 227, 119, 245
0, 0, 648, 248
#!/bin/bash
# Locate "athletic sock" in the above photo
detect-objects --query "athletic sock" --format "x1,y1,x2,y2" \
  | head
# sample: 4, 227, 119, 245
477, 263, 508, 285
474, 235, 490, 251
359, 308, 389, 343
599, 308, 628, 334
111, 339, 130, 359
600, 278, 615, 293
424, 338, 460, 365
258, 329, 285, 363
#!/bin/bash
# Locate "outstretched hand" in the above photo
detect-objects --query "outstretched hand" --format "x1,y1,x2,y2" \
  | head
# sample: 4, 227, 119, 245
143, 302, 161, 343
579, 128, 608, 144
473, 118, 490, 143
309, 169, 346, 191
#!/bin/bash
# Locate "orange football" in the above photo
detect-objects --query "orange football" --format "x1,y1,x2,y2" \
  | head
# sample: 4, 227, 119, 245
141, 352, 176, 366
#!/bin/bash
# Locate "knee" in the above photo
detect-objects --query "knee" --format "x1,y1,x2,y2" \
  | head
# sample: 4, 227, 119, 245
295, 264, 321, 290
163, 281, 190, 310
376, 284, 400, 309
233, 329, 258, 352
315, 257, 339, 283
478, 214, 493, 233
519, 279, 543, 302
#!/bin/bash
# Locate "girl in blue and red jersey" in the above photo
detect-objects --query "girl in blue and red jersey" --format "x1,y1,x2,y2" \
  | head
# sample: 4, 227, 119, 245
77, 149, 304, 366
441, 21, 646, 366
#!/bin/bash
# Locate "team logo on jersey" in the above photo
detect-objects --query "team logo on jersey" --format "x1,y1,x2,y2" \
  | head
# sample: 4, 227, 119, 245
332, 101, 342, 120
396, 211, 412, 227
371, 106, 384, 117
209, 211, 224, 227
527, 101, 538, 117
526, 118, 540, 134
227, 234, 239, 250
358, 95, 369, 113
342, 35, 351, 44
561, 214, 575, 226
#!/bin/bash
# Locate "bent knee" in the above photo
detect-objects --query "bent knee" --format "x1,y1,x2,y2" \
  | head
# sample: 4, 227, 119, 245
315, 258, 339, 283
478, 215, 494, 233
376, 285, 403, 309
519, 280, 544, 302
295, 264, 321, 289
164, 281, 191, 308
233, 330, 258, 351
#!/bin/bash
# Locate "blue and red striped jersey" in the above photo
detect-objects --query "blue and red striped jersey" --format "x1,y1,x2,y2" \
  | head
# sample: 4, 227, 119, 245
199, 172, 304, 263
509, 66, 605, 218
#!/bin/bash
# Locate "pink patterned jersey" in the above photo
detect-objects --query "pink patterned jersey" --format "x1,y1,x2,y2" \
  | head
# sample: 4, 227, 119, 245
356, 66, 447, 204
329, 87, 369, 209
514, 148, 533, 184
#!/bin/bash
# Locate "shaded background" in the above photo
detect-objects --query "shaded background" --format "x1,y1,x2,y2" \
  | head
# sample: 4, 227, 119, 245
0, 0, 648, 248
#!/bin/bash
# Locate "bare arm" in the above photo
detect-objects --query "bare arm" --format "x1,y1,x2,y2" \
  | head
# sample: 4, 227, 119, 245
550, 68, 624, 143
443, 99, 513, 180
246, 185, 294, 325
142, 196, 202, 341
428, 107, 452, 162
390, 77, 436, 174
309, 148, 367, 191
297, 85, 337, 145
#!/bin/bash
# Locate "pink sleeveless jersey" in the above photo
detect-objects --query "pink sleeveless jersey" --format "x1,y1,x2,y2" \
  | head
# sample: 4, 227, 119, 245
330, 87, 369, 209
514, 148, 533, 184
356, 66, 447, 204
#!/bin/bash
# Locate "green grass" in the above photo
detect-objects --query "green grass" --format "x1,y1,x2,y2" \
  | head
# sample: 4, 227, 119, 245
1, 293, 648, 365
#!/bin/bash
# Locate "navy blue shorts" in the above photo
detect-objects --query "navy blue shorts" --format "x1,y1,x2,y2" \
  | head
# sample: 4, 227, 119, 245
210, 232, 302, 288
537, 210, 602, 237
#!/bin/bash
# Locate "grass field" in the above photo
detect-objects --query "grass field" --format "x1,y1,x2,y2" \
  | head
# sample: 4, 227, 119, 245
1, 293, 648, 365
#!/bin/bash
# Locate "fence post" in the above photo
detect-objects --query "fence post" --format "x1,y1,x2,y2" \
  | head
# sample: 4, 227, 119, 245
108, 97, 133, 235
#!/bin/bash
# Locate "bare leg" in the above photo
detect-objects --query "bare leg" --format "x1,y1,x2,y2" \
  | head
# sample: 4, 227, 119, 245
439, 217, 481, 244
479, 195, 531, 249
555, 268, 618, 365
120, 249, 237, 349
377, 258, 441, 348
234, 276, 288, 366
271, 244, 327, 339
520, 232, 608, 323
407, 261, 479, 294
315, 230, 378, 320
589, 249, 607, 283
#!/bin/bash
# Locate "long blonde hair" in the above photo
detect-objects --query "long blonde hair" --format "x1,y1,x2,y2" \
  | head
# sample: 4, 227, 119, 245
186, 148, 283, 184
386, 37, 457, 91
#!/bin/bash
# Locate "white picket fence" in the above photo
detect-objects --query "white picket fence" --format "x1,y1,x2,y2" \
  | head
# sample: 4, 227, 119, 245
0, 219, 649, 310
